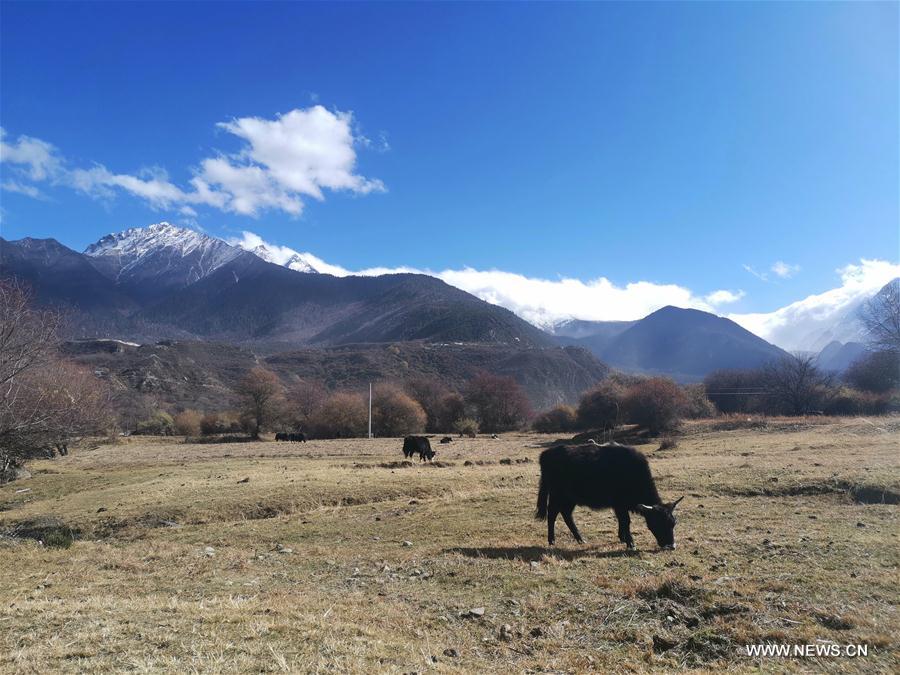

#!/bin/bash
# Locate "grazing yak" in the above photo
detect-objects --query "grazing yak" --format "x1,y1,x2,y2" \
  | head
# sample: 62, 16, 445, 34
535, 443, 683, 550
402, 435, 436, 462
276, 432, 306, 442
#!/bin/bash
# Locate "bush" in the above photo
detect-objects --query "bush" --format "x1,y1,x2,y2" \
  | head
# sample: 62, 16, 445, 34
453, 417, 479, 438
823, 387, 889, 416
173, 409, 202, 436
576, 381, 624, 430
703, 369, 768, 414
621, 377, 687, 434
310, 391, 368, 439
845, 351, 900, 394
404, 377, 453, 433
763, 355, 834, 416
372, 385, 427, 437
435, 392, 467, 432
465, 373, 532, 433
199, 411, 242, 435
200, 413, 221, 436
681, 384, 716, 419
134, 411, 175, 436
532, 405, 577, 433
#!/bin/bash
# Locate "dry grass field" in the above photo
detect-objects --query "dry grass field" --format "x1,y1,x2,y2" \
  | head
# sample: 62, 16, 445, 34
1, 417, 898, 673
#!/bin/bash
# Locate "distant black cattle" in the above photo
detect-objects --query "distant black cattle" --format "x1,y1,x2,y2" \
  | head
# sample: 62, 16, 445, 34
403, 435, 435, 461
276, 432, 306, 442
535, 443, 683, 550
440, 436, 452, 444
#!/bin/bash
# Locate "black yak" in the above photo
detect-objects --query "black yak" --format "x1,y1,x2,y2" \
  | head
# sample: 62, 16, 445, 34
535, 443, 683, 550
440, 436, 452, 444
276, 432, 306, 442
403, 435, 435, 462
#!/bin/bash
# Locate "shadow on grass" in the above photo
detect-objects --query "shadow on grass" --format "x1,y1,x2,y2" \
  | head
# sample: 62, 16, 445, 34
445, 544, 641, 562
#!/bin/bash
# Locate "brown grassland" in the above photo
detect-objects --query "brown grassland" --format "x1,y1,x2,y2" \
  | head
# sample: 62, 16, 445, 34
1, 417, 898, 673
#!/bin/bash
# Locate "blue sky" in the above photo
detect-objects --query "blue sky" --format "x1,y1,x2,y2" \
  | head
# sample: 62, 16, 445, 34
1, 1, 897, 335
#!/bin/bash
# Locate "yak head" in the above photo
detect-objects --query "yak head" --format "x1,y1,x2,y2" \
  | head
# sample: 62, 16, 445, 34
637, 496, 683, 550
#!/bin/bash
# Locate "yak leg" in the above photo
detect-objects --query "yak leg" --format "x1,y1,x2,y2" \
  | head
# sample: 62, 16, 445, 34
561, 506, 584, 544
614, 507, 635, 549
547, 501, 559, 546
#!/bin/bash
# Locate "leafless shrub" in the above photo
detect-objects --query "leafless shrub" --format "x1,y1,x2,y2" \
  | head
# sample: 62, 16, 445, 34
0, 280, 112, 479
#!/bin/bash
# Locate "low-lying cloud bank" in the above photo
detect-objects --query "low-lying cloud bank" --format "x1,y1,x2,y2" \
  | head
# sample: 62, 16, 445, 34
728, 259, 900, 352
229, 231, 744, 328
232, 231, 898, 350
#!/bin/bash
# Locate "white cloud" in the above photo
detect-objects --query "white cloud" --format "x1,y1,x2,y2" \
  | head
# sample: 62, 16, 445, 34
705, 289, 745, 306
0, 106, 383, 217
730, 259, 900, 351
743, 264, 769, 282
744, 260, 802, 282
217, 107, 385, 200
233, 231, 730, 327
0, 128, 62, 181
229, 231, 306, 266
771, 260, 800, 279
1, 181, 45, 199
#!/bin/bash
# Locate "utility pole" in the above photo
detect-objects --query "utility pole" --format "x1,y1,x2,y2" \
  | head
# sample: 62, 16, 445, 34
368, 382, 373, 439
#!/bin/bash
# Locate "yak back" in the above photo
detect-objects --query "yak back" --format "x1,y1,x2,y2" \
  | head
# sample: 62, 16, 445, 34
403, 435, 431, 452
538, 443, 661, 510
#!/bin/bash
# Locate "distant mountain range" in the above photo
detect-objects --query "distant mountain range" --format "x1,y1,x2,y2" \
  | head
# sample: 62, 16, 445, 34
1, 222, 812, 390
2, 223, 552, 349
551, 306, 789, 381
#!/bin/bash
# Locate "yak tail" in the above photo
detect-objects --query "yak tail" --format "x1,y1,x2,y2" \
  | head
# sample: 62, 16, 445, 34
535, 476, 549, 520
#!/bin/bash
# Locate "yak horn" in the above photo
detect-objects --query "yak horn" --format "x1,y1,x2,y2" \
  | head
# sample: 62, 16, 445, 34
671, 496, 684, 509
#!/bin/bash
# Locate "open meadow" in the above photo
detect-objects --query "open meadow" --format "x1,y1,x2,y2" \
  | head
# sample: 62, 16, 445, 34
1, 418, 898, 673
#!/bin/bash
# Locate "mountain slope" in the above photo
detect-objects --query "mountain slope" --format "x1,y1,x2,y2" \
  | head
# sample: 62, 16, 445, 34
573, 306, 788, 381
138, 256, 554, 347
65, 338, 607, 411
817, 340, 867, 373
0, 237, 141, 336
84, 222, 253, 301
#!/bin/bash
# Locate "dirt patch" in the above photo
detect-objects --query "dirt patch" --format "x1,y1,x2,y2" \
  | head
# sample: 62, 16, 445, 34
359, 460, 455, 469
723, 479, 900, 504
637, 578, 708, 604
2, 517, 80, 548
849, 485, 900, 505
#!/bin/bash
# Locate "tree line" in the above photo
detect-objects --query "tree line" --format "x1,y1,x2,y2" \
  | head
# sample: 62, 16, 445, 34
147, 369, 534, 440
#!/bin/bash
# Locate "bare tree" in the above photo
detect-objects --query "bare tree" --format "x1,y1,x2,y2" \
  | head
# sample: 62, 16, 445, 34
284, 379, 328, 430
763, 354, 833, 416
1, 280, 112, 479
236, 367, 284, 438
404, 376, 451, 432
859, 279, 900, 353
465, 372, 532, 433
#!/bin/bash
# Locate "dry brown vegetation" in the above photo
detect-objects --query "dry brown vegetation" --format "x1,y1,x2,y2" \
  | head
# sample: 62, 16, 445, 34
1, 418, 898, 672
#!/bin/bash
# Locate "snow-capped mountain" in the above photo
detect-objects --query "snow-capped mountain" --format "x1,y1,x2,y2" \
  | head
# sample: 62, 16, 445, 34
248, 243, 318, 274
83, 222, 323, 298
84, 222, 246, 293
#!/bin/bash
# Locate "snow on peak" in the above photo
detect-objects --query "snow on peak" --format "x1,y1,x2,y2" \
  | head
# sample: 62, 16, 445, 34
85, 222, 219, 258
249, 243, 318, 273
83, 222, 244, 283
